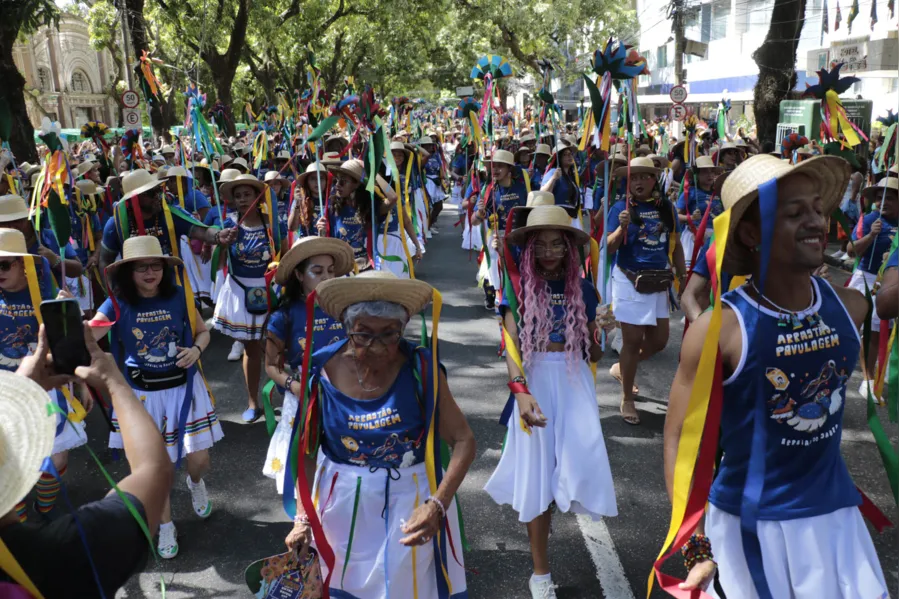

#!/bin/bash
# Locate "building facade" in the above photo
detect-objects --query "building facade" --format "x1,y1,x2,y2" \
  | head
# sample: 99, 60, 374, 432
13, 15, 121, 130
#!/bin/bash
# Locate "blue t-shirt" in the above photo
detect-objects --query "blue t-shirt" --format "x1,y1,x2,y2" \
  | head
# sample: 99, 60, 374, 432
67, 206, 102, 265
0, 280, 54, 371
484, 177, 528, 230
329, 203, 367, 263
222, 213, 276, 279
852, 211, 897, 274
166, 183, 211, 216
544, 168, 581, 208
101, 203, 196, 257
451, 154, 467, 174
886, 247, 898, 270
98, 289, 188, 373
317, 340, 428, 469
607, 199, 674, 271
710, 278, 861, 520
676, 187, 721, 229
424, 154, 441, 180
501, 278, 598, 344
267, 302, 344, 369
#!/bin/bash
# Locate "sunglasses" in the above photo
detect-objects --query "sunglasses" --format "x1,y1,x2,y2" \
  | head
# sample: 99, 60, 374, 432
0, 259, 18, 272
347, 330, 403, 348
134, 262, 164, 273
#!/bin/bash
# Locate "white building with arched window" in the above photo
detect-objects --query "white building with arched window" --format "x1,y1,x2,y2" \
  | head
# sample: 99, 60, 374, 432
13, 14, 120, 129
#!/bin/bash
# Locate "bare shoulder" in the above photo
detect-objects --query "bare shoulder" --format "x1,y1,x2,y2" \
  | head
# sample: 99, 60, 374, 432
682, 303, 741, 371
830, 283, 867, 328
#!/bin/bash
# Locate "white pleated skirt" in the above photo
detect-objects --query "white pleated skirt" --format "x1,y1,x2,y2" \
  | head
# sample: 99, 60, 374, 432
263, 388, 300, 494
461, 216, 483, 251
611, 265, 669, 326
52, 389, 88, 455
680, 229, 696, 270
109, 373, 222, 463
484, 232, 501, 290
374, 232, 413, 279
484, 354, 618, 523
313, 457, 468, 599
212, 274, 268, 340
180, 238, 213, 300
425, 178, 446, 204
706, 504, 889, 599
65, 275, 93, 311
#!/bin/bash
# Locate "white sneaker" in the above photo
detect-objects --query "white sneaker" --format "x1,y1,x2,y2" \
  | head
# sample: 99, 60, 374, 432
529, 576, 558, 599
187, 476, 212, 518
227, 341, 244, 362
158, 523, 179, 559
430, 227, 439, 235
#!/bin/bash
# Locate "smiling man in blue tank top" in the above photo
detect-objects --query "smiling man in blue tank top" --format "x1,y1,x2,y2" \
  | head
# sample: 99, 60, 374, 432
664, 154, 889, 597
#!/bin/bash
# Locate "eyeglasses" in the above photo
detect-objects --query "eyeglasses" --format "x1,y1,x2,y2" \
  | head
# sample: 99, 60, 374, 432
347, 330, 403, 347
0, 260, 18, 272
134, 262, 164, 273
534, 245, 567, 258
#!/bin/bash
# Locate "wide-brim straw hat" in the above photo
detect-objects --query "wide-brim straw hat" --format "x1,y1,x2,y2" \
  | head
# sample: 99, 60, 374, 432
230, 157, 250, 172
321, 152, 343, 167
514, 146, 532, 160
220, 174, 266, 202
160, 145, 175, 156
216, 168, 243, 188
648, 154, 670, 169
192, 160, 221, 178
296, 162, 329, 188
506, 205, 590, 246
519, 133, 536, 144
0, 229, 32, 256
274, 150, 291, 161
535, 144, 552, 157
389, 141, 410, 155
25, 165, 42, 179
0, 370, 56, 518
720, 154, 850, 275
121, 169, 164, 201
164, 166, 190, 180
614, 156, 660, 179
861, 176, 899, 202
635, 145, 652, 157
275, 237, 355, 285
335, 159, 365, 184
324, 136, 349, 152
75, 160, 98, 177
0, 195, 32, 222
552, 142, 573, 157
316, 270, 434, 320
108, 235, 182, 272
694, 156, 724, 171
488, 149, 516, 167
75, 180, 103, 196
510, 191, 578, 225
264, 169, 288, 186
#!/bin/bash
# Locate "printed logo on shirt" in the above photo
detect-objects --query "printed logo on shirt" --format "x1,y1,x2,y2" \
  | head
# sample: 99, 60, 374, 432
0, 303, 36, 368
132, 308, 179, 366
339, 430, 421, 469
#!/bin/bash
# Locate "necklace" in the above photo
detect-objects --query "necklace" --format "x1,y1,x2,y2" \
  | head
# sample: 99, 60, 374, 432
535, 266, 564, 279
351, 352, 382, 392
750, 280, 821, 330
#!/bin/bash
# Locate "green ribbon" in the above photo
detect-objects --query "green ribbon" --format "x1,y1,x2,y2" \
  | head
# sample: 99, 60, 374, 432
341, 476, 363, 586
262, 379, 278, 437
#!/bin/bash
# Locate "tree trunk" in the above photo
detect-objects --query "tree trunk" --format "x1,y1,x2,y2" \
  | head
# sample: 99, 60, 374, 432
124, 0, 168, 138
211, 66, 237, 138
0, 27, 38, 163
751, 0, 808, 146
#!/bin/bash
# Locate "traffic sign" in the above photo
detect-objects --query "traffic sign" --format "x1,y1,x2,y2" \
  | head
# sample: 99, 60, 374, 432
121, 90, 140, 109
123, 108, 142, 127
669, 104, 688, 122
456, 86, 474, 98
669, 85, 688, 104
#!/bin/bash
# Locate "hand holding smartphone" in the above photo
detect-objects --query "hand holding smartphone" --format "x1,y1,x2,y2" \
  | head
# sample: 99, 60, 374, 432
39, 299, 91, 375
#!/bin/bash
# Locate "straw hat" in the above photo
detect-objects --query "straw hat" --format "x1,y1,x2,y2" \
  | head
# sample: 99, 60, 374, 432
25, 165, 42, 179
274, 150, 291, 161
389, 141, 410, 154
535, 144, 552, 157
563, 134, 578, 147
296, 162, 329, 188
488, 150, 516, 167
417, 136, 435, 146
217, 168, 242, 187
0, 370, 56, 518
220, 174, 266, 202
648, 154, 670, 169
720, 154, 850, 275
635, 144, 652, 157
324, 136, 349, 152
613, 156, 660, 178
18, 162, 32, 172
0, 230, 31, 258
321, 152, 343, 167
335, 159, 366, 184
193, 159, 221, 177
233, 143, 249, 156
693, 156, 724, 171
275, 237, 355, 285
29, 173, 40, 188
507, 205, 589, 246
316, 270, 434, 321
160, 145, 175, 156
108, 235, 182, 273
75, 160, 98, 177
519, 133, 536, 144
510, 190, 578, 223
75, 180, 103, 196
121, 169, 164, 201
164, 166, 190, 180
230, 157, 250, 173
552, 142, 573, 157
264, 169, 288, 186
860, 176, 899, 202
718, 141, 740, 154
0, 195, 32, 222
514, 146, 532, 161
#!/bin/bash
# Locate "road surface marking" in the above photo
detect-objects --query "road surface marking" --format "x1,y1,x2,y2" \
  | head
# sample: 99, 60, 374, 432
576, 514, 635, 599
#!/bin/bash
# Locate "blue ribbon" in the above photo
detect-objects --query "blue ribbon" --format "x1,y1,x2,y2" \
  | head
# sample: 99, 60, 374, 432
739, 178, 777, 599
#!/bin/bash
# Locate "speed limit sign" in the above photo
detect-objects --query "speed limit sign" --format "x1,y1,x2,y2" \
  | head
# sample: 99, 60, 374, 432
669, 104, 688, 121
669, 85, 688, 104
121, 90, 140, 108
123, 108, 142, 127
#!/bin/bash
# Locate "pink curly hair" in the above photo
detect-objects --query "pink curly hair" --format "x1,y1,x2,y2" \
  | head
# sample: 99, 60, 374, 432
517, 233, 590, 369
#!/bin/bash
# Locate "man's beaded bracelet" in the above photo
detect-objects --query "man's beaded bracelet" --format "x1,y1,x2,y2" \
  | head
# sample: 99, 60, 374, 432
681, 533, 714, 571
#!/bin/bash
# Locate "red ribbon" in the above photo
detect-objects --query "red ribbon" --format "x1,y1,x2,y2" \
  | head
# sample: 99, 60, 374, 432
507, 381, 529, 394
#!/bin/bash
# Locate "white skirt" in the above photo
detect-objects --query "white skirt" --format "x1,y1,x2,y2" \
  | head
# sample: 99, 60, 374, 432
413, 190, 429, 240
180, 238, 212, 300
52, 389, 88, 455
848, 270, 885, 332
65, 275, 93, 311
375, 232, 413, 279
314, 457, 468, 599
484, 354, 618, 523
485, 232, 501, 290
212, 274, 268, 340
109, 373, 222, 463
263, 388, 300, 494
425, 178, 446, 204
706, 504, 888, 599
461, 216, 483, 251
451, 184, 463, 204
611, 265, 669, 326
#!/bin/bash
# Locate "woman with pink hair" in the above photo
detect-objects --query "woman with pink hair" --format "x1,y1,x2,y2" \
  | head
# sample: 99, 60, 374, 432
484, 201, 617, 599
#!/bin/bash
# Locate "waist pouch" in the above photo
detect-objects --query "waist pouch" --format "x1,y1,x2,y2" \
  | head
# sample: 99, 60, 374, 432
622, 268, 673, 294
232, 275, 269, 314
128, 367, 187, 391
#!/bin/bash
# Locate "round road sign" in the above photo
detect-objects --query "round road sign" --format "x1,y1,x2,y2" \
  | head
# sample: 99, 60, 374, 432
669, 104, 688, 122
669, 85, 688, 104
123, 108, 142, 127
121, 90, 140, 109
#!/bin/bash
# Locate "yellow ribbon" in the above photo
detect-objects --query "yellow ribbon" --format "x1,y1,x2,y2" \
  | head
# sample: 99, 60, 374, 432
579, 110, 595, 153
825, 90, 862, 148
0, 537, 45, 599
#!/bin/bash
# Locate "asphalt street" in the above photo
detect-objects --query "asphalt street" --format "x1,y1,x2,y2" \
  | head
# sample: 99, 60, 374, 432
56, 206, 899, 598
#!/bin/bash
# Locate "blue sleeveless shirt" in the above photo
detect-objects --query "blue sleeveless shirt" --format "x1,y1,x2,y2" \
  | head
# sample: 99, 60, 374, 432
317, 340, 429, 469
709, 277, 862, 519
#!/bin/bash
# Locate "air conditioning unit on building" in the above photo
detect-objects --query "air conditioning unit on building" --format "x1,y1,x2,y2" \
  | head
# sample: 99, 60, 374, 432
684, 40, 708, 59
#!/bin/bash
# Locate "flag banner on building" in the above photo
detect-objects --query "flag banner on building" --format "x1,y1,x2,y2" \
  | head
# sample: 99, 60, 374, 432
871, 0, 878, 28
836, 1, 843, 28
823, 0, 830, 33
848, 0, 859, 32
890, 0, 895, 20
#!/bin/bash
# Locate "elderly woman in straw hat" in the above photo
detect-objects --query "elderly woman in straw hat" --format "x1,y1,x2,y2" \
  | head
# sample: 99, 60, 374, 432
485, 204, 616, 598
676, 156, 724, 271
846, 175, 898, 400
90, 235, 221, 559
606, 156, 686, 425
284, 270, 475, 598
212, 173, 288, 423
291, 162, 331, 237
262, 236, 354, 491
665, 154, 888, 597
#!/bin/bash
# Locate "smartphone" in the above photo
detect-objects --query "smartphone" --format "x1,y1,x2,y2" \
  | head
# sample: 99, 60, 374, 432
39, 299, 90, 375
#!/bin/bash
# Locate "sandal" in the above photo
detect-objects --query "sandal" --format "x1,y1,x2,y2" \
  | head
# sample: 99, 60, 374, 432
242, 407, 261, 423
620, 398, 641, 426
609, 363, 639, 395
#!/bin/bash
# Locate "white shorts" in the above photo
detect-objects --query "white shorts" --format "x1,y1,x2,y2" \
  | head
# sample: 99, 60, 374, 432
848, 270, 888, 333
611, 265, 669, 326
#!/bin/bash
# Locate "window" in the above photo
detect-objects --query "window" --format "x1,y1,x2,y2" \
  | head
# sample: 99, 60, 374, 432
657, 45, 668, 68
37, 67, 51, 92
711, 0, 731, 41
71, 70, 91, 93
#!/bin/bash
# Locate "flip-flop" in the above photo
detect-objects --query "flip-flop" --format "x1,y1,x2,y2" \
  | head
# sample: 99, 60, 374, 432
242, 408, 261, 423
609, 363, 639, 395
620, 401, 641, 426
